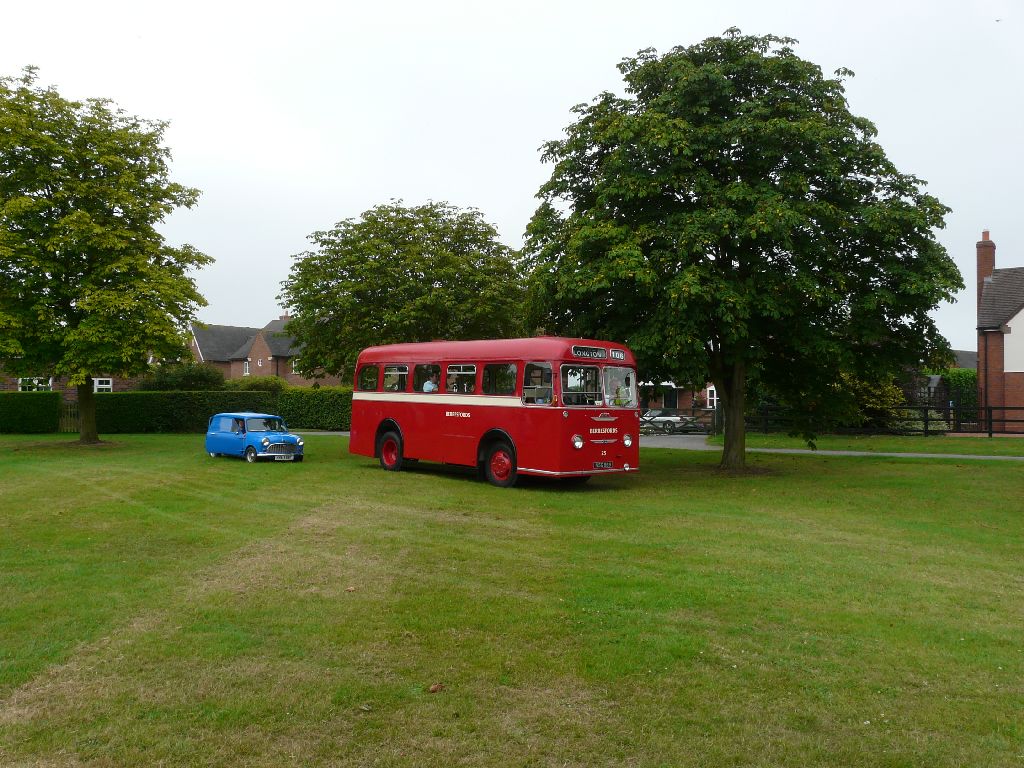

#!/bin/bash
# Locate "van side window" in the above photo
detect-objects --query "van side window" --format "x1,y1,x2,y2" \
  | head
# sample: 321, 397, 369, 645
523, 363, 553, 405
482, 363, 516, 395
382, 365, 409, 392
357, 365, 380, 391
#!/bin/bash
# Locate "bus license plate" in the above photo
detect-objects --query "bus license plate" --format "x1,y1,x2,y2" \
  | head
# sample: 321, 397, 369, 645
274, 455, 294, 461
593, 461, 613, 469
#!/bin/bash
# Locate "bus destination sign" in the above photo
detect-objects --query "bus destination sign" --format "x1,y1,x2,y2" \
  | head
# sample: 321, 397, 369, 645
572, 346, 608, 359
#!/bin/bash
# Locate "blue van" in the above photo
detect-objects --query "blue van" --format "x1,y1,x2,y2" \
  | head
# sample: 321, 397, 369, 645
205, 412, 304, 463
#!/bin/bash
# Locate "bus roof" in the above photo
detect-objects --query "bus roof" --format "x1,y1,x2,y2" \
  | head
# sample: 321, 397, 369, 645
356, 337, 636, 365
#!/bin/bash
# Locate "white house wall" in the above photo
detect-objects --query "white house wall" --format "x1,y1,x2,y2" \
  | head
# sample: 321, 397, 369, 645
1006, 309, 1024, 373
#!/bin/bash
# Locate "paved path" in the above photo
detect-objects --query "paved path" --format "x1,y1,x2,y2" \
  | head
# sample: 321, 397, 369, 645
310, 431, 1024, 462
640, 433, 1024, 461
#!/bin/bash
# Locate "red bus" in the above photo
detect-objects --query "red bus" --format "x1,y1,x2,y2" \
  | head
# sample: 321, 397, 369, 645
349, 337, 640, 486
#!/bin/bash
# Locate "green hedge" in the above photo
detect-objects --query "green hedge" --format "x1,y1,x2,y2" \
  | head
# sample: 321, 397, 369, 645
0, 392, 61, 433
278, 387, 353, 431
96, 392, 278, 433
942, 368, 978, 411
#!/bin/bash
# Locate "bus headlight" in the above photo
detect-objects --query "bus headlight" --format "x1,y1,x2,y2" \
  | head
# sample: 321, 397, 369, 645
261, 437, 270, 447
571, 434, 584, 450
623, 434, 633, 447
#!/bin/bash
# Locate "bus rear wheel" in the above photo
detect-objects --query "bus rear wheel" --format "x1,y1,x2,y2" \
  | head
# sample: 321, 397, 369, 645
378, 430, 404, 472
484, 441, 517, 488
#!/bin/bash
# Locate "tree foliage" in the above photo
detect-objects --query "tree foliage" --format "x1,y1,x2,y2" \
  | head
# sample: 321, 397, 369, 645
525, 30, 963, 468
280, 201, 525, 376
0, 68, 210, 442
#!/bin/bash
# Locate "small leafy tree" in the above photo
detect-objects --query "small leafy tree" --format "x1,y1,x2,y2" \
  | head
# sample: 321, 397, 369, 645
280, 201, 525, 376
0, 68, 209, 442
525, 31, 962, 469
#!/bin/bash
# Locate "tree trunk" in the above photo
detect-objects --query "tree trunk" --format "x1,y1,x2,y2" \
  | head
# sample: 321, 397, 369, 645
78, 378, 100, 444
718, 362, 746, 470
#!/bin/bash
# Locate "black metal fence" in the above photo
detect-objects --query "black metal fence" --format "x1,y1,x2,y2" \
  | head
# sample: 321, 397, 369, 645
739, 404, 1024, 437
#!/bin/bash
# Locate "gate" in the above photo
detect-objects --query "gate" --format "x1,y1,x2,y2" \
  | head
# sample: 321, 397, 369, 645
59, 402, 79, 433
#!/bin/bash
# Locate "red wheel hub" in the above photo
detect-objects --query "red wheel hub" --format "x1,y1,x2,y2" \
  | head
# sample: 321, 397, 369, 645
489, 450, 512, 481
382, 438, 399, 466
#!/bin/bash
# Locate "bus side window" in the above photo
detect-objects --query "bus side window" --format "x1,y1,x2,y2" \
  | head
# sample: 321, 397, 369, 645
482, 363, 516, 395
523, 363, 552, 405
357, 365, 380, 391
413, 364, 441, 392
382, 364, 409, 392
446, 364, 476, 394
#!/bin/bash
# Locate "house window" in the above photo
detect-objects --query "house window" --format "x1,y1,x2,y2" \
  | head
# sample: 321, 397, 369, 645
257, 358, 263, 368
243, 360, 250, 376
706, 386, 718, 409
291, 359, 299, 375
93, 378, 113, 393
18, 377, 52, 392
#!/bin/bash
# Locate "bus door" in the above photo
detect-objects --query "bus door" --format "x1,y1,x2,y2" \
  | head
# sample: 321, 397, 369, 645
440, 363, 479, 464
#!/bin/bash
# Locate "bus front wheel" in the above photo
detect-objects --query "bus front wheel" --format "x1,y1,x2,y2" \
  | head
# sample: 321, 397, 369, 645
484, 441, 517, 488
378, 430, 404, 472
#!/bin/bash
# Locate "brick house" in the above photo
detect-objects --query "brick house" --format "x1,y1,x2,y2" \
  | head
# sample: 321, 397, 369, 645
976, 230, 1024, 431
191, 316, 342, 387
0, 371, 141, 401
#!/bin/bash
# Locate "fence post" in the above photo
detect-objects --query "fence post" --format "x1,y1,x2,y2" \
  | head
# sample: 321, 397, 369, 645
923, 406, 929, 437
988, 406, 994, 438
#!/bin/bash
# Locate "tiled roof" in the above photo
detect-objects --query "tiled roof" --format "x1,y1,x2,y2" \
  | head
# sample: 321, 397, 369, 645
192, 324, 260, 362
952, 349, 977, 370
978, 267, 1024, 329
261, 319, 300, 357
228, 335, 257, 360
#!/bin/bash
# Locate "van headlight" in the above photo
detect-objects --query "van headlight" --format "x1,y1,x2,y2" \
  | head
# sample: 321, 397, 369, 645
623, 434, 633, 447
572, 434, 584, 449
261, 437, 270, 447
296, 438, 304, 446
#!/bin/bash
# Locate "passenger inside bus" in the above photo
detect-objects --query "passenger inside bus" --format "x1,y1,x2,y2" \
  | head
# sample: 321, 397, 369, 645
423, 372, 440, 392
446, 373, 458, 393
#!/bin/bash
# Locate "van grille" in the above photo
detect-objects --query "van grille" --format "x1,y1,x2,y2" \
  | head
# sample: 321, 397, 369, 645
266, 443, 297, 455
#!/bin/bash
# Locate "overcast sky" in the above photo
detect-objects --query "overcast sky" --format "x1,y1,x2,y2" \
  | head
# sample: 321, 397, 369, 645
4, 0, 1020, 351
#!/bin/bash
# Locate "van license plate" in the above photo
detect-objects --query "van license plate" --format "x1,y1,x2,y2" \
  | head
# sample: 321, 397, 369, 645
274, 455, 294, 461
593, 461, 613, 469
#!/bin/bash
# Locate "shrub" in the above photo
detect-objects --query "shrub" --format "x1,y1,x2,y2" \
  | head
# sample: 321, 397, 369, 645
223, 375, 290, 395
941, 368, 978, 411
0, 392, 61, 433
137, 362, 225, 391
96, 392, 278, 433
278, 387, 353, 430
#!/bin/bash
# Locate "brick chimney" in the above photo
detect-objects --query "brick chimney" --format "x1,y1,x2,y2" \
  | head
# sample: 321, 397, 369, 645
977, 230, 995, 321
279, 311, 290, 321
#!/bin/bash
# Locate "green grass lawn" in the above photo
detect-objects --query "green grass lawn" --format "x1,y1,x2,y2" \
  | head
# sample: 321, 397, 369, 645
1, 434, 1022, 766
708, 431, 1024, 456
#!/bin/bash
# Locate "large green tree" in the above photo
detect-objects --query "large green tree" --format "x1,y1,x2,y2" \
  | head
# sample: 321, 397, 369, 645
280, 201, 525, 377
525, 30, 962, 469
0, 68, 210, 442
